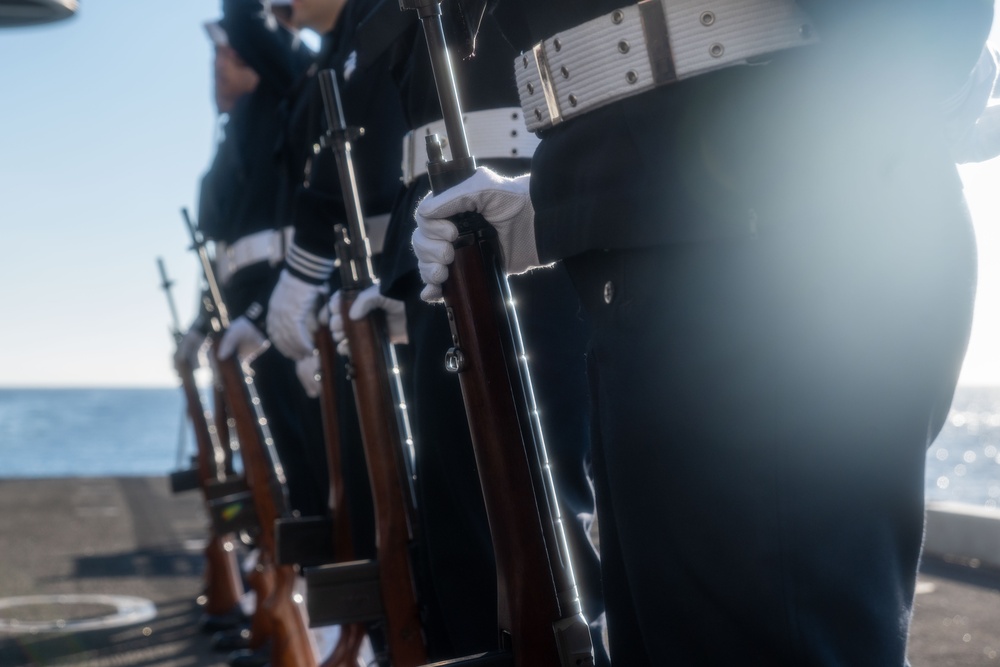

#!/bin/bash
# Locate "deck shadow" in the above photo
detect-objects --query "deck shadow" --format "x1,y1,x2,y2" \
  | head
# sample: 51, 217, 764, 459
67, 548, 205, 581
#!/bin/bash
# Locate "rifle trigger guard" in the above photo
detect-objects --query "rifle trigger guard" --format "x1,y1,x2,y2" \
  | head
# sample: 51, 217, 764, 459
445, 347, 466, 373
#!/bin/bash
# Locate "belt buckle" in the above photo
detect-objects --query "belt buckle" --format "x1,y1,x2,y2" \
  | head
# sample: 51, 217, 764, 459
532, 42, 563, 127
638, 0, 676, 85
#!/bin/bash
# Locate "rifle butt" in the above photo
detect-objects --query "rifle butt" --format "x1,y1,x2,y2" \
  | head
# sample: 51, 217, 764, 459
203, 533, 245, 616
247, 554, 278, 647
266, 564, 317, 667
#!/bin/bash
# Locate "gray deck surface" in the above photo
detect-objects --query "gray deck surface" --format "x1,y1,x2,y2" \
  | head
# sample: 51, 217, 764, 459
0, 477, 997, 666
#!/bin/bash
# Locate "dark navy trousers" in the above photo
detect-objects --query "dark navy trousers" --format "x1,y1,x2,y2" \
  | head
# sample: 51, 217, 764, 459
564, 157, 977, 665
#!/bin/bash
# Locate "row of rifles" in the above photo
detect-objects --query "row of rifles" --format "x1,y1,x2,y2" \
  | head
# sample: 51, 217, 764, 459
158, 4, 596, 667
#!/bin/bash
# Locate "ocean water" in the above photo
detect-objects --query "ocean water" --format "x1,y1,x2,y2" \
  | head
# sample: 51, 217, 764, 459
926, 386, 1000, 508
1, 386, 999, 507
0, 388, 186, 478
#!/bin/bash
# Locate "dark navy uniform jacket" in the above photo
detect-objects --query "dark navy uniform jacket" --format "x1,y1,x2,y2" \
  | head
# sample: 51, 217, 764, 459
198, 87, 291, 319
198, 88, 287, 246
221, 0, 406, 284
202, 0, 314, 317
212, 0, 343, 523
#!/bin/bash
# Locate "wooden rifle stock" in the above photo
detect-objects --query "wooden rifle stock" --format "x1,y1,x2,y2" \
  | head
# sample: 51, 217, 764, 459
182, 208, 316, 667
177, 358, 245, 616
317, 70, 427, 666
212, 329, 317, 667
396, 6, 596, 666
158, 257, 244, 617
314, 328, 368, 667
340, 292, 425, 665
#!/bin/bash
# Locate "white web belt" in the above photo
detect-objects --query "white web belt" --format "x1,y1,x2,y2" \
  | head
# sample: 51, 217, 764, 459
215, 227, 293, 286
516, 0, 819, 133
401, 107, 541, 186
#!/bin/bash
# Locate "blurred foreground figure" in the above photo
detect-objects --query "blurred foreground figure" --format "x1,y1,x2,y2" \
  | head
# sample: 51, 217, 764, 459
412, 2, 996, 664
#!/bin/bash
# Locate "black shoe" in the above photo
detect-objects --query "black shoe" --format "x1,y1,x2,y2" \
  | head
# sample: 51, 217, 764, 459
211, 627, 252, 652
198, 606, 247, 634
228, 647, 270, 667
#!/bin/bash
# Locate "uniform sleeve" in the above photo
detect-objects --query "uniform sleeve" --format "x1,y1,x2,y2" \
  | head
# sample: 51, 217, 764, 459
286, 146, 342, 285
221, 0, 315, 95
288, 71, 407, 285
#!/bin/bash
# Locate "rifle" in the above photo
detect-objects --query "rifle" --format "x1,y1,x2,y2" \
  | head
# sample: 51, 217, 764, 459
306, 69, 427, 667
273, 319, 371, 667
158, 257, 245, 619
396, 3, 596, 665
311, 326, 370, 667
182, 209, 317, 667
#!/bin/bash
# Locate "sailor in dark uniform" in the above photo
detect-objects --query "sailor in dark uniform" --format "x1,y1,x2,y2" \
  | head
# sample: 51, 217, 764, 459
181, 17, 328, 524
412, 1, 996, 664
250, 0, 409, 660
246, 0, 406, 574
337, 6, 611, 661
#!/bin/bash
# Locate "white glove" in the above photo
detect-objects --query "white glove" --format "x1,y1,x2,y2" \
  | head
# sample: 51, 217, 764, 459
413, 167, 539, 302
173, 327, 206, 371
329, 286, 408, 357
218, 316, 268, 361
266, 269, 322, 360
352, 285, 408, 345
295, 354, 322, 398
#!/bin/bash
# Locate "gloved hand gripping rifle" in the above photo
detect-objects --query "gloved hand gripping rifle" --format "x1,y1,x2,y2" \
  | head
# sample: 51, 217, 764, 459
397, 2, 597, 666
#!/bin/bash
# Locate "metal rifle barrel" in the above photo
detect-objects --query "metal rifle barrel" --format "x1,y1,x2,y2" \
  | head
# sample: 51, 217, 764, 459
318, 67, 419, 514
416, 6, 473, 162
317, 69, 376, 288
181, 208, 230, 329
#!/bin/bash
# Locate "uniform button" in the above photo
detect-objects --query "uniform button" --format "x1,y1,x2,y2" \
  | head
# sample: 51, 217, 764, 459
603, 280, 615, 304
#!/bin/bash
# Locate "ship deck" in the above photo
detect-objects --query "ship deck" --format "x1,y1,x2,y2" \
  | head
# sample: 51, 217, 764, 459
0, 476, 997, 666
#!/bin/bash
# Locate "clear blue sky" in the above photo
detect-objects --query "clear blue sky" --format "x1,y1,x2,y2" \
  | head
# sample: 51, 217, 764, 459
1, 2, 218, 386
1, 3, 999, 387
